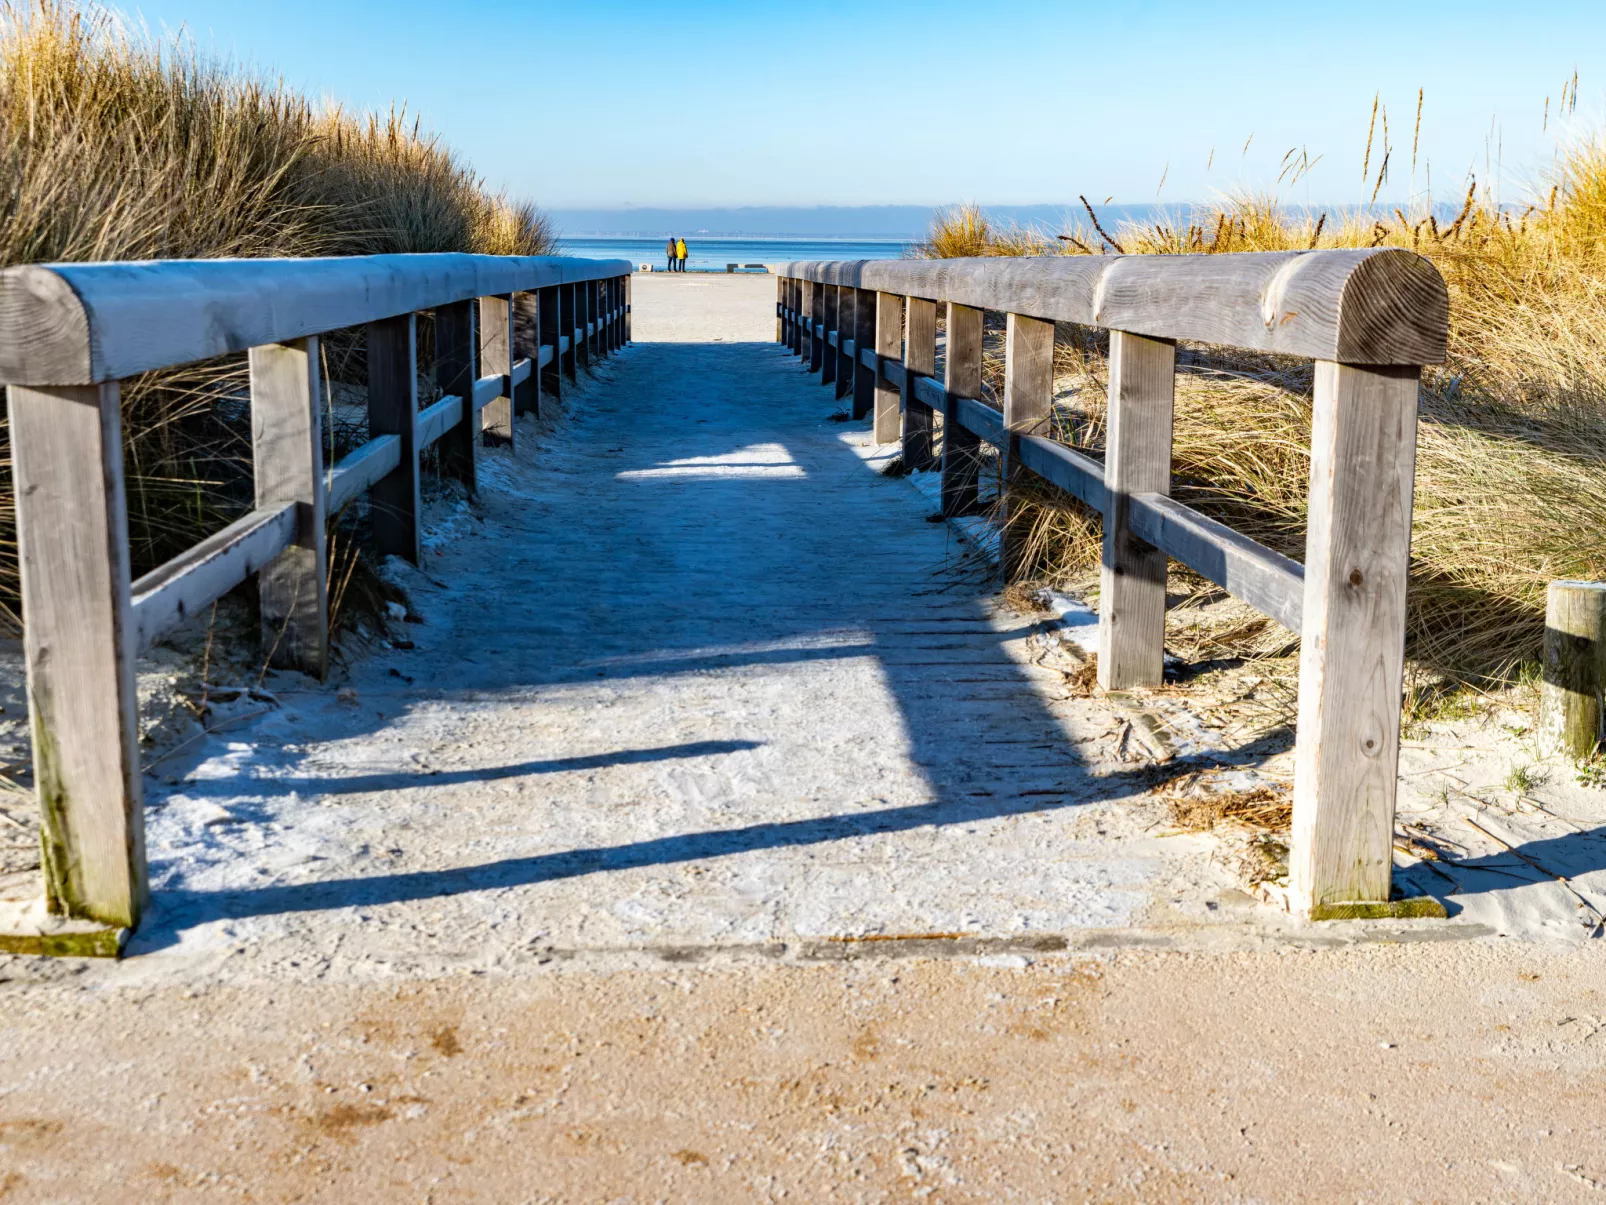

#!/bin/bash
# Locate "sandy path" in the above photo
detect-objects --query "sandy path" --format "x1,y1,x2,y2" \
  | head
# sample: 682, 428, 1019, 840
2, 274, 1604, 1201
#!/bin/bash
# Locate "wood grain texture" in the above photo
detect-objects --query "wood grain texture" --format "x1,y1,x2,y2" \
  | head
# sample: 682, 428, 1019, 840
251, 338, 329, 679
808, 281, 825, 374
1127, 493, 1304, 634
0, 255, 632, 386
941, 304, 985, 518
10, 382, 146, 927
512, 292, 540, 418
1001, 313, 1056, 575
576, 282, 592, 371
902, 297, 937, 471
873, 292, 902, 443
835, 288, 858, 399
367, 313, 420, 563
538, 285, 562, 400
1097, 331, 1176, 691
852, 288, 877, 421
435, 301, 479, 491
821, 286, 840, 386
131, 502, 298, 650
326, 435, 404, 512
417, 394, 466, 451
1015, 434, 1106, 511
778, 249, 1447, 367
560, 284, 578, 381
1539, 581, 1606, 758
479, 295, 515, 445
1290, 362, 1420, 911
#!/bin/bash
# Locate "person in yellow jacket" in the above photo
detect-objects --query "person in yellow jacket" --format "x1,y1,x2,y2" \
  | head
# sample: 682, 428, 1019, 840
676, 237, 688, 272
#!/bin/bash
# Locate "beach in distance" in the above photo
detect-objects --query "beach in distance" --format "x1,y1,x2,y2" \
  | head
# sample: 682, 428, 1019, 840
557, 235, 913, 270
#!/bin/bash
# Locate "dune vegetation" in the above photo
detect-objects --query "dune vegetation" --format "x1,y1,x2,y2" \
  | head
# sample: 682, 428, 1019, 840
917, 131, 1606, 692
0, 0, 555, 630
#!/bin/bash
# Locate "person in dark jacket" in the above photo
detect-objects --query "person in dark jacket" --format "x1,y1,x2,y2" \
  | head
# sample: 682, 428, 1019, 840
665, 236, 677, 272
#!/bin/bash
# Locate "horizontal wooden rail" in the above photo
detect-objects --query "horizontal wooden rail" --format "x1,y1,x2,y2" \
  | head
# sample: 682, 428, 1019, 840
782, 249, 1448, 366
777, 250, 1448, 919
0, 252, 635, 937
130, 503, 298, 651
0, 254, 632, 385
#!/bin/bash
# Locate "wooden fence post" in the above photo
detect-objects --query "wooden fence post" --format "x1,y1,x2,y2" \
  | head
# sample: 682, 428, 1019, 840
367, 313, 420, 563
1290, 362, 1420, 912
1540, 581, 1606, 759
852, 287, 876, 420
538, 285, 562, 401
821, 285, 840, 388
479, 294, 514, 447
10, 381, 147, 929
513, 293, 540, 419
902, 297, 937, 471
1097, 331, 1176, 690
576, 282, 592, 372
808, 281, 825, 374
624, 274, 632, 345
874, 292, 902, 443
786, 278, 798, 354
835, 287, 856, 398
434, 300, 479, 491
940, 303, 984, 517
776, 276, 784, 343
564, 284, 580, 382
1001, 313, 1056, 578
791, 279, 804, 355
251, 337, 330, 678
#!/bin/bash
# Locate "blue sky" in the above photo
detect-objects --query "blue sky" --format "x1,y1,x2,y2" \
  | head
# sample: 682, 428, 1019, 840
127, 0, 1600, 211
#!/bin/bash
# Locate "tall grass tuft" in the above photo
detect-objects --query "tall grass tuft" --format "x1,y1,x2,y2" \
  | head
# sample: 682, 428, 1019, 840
920, 142, 1606, 685
0, 0, 556, 629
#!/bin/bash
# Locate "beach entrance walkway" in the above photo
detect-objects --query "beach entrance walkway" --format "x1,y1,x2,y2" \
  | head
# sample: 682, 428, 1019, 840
4, 275, 1604, 1202
132, 272, 1187, 967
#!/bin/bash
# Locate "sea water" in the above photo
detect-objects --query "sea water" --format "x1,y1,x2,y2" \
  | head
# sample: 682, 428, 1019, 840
557, 235, 914, 272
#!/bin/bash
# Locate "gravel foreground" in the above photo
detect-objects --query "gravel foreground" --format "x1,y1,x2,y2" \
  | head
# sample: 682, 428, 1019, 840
2, 275, 1604, 1202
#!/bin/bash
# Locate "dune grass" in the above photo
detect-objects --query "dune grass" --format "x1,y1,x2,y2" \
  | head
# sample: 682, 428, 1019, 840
919, 138, 1606, 688
0, 0, 556, 631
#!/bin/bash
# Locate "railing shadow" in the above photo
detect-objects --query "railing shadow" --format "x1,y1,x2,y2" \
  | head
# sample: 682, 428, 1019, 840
134, 338, 1287, 952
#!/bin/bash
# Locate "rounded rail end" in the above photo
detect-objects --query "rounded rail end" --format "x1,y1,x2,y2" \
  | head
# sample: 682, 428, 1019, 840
1337, 249, 1449, 366
0, 266, 94, 386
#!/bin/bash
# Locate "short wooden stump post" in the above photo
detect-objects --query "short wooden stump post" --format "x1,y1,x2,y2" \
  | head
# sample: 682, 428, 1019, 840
1540, 581, 1606, 759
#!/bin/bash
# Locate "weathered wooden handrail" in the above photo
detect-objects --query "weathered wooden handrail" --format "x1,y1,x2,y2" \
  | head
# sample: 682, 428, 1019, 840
776, 250, 1450, 920
0, 252, 633, 938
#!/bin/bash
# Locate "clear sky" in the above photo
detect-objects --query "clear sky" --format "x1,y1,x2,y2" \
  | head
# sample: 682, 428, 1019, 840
127, 0, 1600, 211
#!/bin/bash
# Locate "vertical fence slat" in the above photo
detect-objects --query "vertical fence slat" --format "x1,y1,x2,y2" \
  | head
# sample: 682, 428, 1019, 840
808, 281, 825, 374
902, 297, 937, 471
560, 284, 577, 381
513, 293, 540, 419
1291, 362, 1420, 910
1001, 313, 1056, 578
479, 294, 515, 446
434, 300, 479, 490
791, 278, 803, 355
821, 285, 840, 387
851, 287, 876, 420
834, 287, 856, 398
367, 313, 420, 563
874, 291, 902, 443
539, 285, 562, 400
1097, 331, 1176, 690
11, 381, 146, 928
940, 303, 984, 517
252, 337, 330, 679
624, 274, 633, 345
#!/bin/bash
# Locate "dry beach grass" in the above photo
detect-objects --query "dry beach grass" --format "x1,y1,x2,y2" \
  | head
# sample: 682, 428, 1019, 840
919, 133, 1606, 693
0, 0, 556, 629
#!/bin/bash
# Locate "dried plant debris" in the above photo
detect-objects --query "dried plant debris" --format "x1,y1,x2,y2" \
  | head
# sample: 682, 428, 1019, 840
1163, 773, 1293, 834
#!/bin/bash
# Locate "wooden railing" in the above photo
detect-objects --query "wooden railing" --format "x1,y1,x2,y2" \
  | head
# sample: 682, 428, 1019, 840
775, 250, 1451, 919
0, 253, 632, 933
